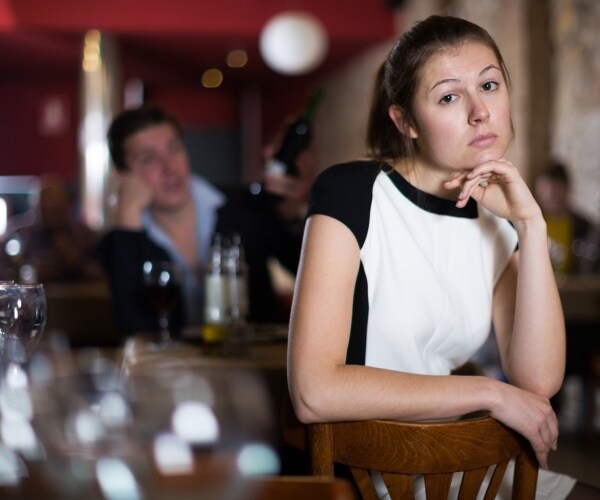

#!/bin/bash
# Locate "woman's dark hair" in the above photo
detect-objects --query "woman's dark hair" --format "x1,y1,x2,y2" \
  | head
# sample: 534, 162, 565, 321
367, 15, 511, 161
107, 105, 183, 171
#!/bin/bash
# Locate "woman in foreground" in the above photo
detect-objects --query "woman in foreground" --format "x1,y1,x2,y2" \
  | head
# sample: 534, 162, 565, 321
287, 15, 595, 499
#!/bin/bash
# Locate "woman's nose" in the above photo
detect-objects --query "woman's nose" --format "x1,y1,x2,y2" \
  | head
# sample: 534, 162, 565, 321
468, 95, 490, 124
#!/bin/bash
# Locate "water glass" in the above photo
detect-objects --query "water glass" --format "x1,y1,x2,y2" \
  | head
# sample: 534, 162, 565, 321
4, 284, 46, 369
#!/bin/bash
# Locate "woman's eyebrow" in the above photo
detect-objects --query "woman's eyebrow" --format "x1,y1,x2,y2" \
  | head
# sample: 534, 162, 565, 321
480, 64, 501, 76
430, 78, 459, 92
430, 64, 501, 92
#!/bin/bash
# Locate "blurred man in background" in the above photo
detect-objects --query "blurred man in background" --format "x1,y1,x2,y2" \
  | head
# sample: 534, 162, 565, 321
96, 105, 313, 335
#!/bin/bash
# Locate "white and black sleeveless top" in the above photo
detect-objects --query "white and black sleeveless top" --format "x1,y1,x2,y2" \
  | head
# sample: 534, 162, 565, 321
307, 161, 518, 375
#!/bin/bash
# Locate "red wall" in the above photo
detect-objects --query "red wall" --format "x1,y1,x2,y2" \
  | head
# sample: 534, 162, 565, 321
146, 85, 239, 128
0, 79, 79, 180
0, 79, 242, 181
0, 76, 314, 184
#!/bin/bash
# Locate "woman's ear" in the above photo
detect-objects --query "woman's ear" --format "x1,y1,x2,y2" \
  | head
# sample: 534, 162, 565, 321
388, 105, 418, 139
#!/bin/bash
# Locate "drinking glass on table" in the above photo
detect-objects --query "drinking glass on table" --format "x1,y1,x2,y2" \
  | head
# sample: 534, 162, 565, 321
0, 282, 18, 336
142, 261, 182, 344
0, 283, 18, 373
2, 284, 47, 377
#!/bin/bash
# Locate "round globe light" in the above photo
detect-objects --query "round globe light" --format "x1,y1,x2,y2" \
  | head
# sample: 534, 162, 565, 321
259, 11, 329, 75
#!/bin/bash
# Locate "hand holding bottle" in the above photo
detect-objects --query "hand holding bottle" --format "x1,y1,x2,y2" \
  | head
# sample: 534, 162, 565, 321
263, 149, 314, 221
264, 88, 324, 178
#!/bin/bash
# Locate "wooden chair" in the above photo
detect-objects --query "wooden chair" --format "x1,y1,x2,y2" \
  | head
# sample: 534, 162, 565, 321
282, 398, 539, 499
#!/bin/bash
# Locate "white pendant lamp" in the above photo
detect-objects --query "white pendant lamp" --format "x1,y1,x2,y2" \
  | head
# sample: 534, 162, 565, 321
259, 11, 329, 75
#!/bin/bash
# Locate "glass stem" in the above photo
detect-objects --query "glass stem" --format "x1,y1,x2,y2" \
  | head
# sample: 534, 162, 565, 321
158, 312, 171, 343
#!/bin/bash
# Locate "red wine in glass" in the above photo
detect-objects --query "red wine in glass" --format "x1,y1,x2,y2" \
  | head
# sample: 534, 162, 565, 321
143, 261, 182, 343
147, 281, 181, 315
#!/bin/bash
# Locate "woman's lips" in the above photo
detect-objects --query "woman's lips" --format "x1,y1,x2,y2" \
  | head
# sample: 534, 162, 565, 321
469, 133, 497, 148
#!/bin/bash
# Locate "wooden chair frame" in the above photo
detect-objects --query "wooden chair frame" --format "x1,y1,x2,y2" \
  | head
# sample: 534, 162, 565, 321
283, 400, 538, 499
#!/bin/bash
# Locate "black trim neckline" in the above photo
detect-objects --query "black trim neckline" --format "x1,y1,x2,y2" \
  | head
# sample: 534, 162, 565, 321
384, 166, 478, 219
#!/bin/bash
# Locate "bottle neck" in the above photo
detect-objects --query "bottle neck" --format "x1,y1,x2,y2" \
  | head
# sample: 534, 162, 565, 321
302, 88, 324, 120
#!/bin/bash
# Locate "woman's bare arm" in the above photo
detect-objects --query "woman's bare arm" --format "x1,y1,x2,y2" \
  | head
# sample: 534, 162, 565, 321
493, 219, 566, 398
446, 158, 566, 398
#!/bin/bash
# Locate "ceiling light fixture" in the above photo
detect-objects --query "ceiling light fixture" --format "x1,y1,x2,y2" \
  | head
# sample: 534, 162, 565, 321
259, 11, 328, 76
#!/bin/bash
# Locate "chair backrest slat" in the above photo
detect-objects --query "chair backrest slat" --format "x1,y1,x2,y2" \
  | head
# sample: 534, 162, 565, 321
351, 468, 380, 500
383, 472, 416, 498
459, 468, 489, 499
424, 472, 453, 499
484, 461, 509, 500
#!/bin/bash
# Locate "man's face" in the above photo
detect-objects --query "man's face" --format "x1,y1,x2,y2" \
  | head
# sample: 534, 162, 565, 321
123, 123, 192, 211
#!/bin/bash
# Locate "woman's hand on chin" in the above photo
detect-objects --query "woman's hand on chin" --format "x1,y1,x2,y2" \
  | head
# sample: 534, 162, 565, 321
443, 159, 542, 223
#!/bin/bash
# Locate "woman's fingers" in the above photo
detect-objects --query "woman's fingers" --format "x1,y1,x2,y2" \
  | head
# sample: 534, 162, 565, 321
531, 408, 559, 469
455, 173, 496, 206
466, 157, 514, 178
493, 384, 559, 471
444, 161, 508, 206
535, 449, 549, 470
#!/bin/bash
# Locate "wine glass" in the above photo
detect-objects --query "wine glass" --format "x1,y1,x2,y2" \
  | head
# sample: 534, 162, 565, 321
3, 284, 46, 376
142, 261, 182, 344
0, 282, 18, 336
0, 283, 18, 379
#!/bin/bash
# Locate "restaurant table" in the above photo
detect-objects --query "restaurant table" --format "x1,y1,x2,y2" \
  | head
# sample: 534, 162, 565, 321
122, 325, 290, 442
123, 324, 289, 373
123, 324, 298, 497
0, 324, 298, 499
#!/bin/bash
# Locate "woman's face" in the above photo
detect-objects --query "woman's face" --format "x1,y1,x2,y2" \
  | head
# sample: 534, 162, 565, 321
406, 41, 512, 172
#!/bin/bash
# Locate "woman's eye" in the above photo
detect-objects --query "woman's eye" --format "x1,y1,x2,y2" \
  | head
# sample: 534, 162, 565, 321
482, 81, 499, 92
439, 94, 456, 104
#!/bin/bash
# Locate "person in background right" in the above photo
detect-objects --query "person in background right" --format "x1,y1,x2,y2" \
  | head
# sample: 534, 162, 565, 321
534, 161, 600, 276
